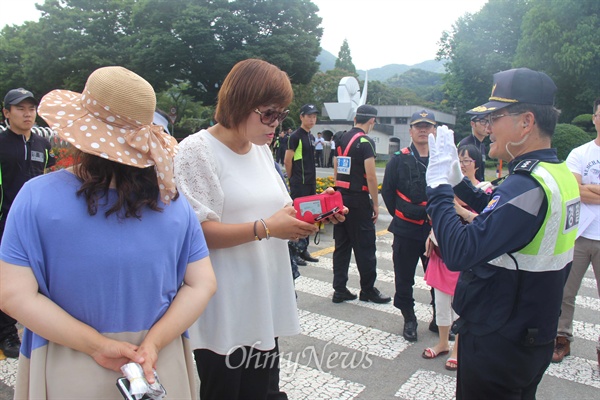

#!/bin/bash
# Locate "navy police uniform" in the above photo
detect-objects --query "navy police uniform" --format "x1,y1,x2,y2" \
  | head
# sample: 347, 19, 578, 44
427, 149, 578, 399
332, 127, 377, 292
381, 143, 431, 316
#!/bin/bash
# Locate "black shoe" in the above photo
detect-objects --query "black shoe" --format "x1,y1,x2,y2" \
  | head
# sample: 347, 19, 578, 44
429, 319, 438, 333
299, 250, 318, 263
403, 320, 418, 342
295, 256, 307, 266
332, 288, 358, 303
359, 287, 391, 304
0, 333, 21, 358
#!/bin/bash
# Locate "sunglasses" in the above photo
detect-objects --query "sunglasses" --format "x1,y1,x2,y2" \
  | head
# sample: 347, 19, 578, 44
254, 109, 289, 125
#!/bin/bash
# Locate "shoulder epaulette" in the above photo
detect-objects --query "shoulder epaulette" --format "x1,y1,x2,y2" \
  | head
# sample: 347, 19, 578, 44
513, 159, 540, 174
400, 147, 410, 155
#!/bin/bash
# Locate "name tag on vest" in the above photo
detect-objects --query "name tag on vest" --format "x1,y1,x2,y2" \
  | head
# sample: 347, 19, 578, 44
31, 150, 45, 163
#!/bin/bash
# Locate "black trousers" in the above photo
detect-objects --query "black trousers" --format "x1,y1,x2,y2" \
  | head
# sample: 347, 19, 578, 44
194, 339, 287, 400
457, 331, 553, 400
392, 234, 429, 313
315, 150, 323, 167
332, 196, 377, 292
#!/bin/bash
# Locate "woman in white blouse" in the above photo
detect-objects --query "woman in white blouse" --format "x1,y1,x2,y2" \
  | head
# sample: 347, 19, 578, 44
175, 59, 333, 399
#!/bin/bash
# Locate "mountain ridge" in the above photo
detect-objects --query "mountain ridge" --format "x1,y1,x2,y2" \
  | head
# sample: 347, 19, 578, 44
317, 49, 446, 82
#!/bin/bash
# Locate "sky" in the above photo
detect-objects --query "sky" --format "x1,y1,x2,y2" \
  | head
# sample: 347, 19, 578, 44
1, 0, 488, 70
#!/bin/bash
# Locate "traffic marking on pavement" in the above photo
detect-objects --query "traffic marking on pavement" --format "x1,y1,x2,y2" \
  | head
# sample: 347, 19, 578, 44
298, 309, 409, 360
394, 369, 456, 400
545, 355, 600, 388
280, 361, 365, 399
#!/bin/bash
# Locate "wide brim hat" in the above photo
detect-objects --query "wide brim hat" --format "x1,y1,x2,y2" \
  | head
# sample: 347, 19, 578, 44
467, 68, 557, 115
38, 66, 178, 203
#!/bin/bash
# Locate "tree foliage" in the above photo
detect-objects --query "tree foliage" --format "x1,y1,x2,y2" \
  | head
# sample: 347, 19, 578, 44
552, 123, 591, 161
0, 0, 323, 105
437, 0, 529, 134
334, 39, 356, 74
438, 0, 600, 133
514, 0, 600, 122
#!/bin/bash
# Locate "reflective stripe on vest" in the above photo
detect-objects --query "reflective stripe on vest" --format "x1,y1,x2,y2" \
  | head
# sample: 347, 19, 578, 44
488, 162, 580, 272
336, 131, 369, 192
335, 180, 368, 192
396, 190, 427, 206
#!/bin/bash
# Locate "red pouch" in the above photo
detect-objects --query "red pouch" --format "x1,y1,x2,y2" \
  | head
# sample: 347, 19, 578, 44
293, 191, 344, 223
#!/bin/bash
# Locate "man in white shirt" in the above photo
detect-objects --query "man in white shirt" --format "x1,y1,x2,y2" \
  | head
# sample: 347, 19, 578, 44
552, 97, 600, 363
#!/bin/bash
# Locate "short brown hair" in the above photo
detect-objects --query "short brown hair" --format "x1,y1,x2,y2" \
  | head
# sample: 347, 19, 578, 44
214, 59, 293, 129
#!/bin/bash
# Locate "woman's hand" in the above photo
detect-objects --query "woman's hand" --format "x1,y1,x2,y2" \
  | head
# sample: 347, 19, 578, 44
266, 206, 318, 241
90, 337, 144, 373
135, 341, 160, 384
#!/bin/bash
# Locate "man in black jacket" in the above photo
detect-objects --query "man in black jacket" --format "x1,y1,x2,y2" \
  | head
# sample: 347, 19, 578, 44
0, 88, 55, 358
382, 110, 436, 342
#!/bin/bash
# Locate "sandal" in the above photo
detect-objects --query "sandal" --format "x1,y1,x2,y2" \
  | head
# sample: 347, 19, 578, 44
445, 358, 458, 371
422, 347, 449, 359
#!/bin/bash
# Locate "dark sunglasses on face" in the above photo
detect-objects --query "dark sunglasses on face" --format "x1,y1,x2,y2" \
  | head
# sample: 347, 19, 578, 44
254, 109, 290, 125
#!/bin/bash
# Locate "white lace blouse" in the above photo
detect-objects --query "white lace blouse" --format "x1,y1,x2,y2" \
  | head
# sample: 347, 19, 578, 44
175, 129, 300, 354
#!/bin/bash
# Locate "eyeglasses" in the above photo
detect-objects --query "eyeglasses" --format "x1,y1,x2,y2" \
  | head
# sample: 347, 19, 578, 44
459, 158, 475, 166
593, 114, 600, 119
474, 119, 489, 126
486, 112, 524, 127
254, 109, 289, 125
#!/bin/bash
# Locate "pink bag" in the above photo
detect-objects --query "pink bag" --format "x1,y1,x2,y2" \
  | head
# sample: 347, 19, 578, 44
424, 249, 460, 296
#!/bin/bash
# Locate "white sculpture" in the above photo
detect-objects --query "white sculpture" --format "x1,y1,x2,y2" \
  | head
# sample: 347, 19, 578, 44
324, 72, 369, 121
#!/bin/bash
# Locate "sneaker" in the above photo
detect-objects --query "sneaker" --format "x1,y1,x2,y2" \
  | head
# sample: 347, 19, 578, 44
332, 288, 357, 303
0, 333, 21, 358
359, 287, 391, 304
551, 336, 570, 363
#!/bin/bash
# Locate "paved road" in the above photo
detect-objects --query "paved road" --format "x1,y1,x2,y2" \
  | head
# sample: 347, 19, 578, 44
1, 192, 599, 399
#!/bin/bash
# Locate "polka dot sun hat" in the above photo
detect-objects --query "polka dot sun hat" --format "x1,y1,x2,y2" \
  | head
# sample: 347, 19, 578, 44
38, 66, 179, 203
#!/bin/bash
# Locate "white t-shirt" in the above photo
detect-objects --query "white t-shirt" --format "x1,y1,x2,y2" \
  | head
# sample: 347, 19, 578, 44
566, 140, 600, 240
175, 129, 300, 354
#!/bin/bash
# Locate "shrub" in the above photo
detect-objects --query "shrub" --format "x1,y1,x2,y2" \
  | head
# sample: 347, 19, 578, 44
552, 124, 591, 161
571, 114, 594, 133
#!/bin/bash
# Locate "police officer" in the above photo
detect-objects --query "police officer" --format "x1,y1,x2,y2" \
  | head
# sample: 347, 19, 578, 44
426, 68, 579, 399
0, 88, 56, 358
381, 110, 436, 342
331, 105, 390, 304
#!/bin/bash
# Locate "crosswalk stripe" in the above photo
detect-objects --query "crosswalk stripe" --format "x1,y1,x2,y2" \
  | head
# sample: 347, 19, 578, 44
296, 276, 433, 322
544, 356, 600, 388
394, 369, 456, 400
0, 357, 17, 387
582, 277, 598, 291
298, 309, 409, 360
280, 361, 365, 399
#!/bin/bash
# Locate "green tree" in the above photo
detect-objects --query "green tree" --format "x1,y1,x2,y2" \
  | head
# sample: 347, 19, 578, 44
437, 0, 530, 133
0, 0, 323, 106
514, 0, 600, 121
552, 124, 591, 161
334, 39, 356, 74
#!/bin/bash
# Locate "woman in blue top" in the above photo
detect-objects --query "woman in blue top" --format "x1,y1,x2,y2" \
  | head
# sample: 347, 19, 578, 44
0, 66, 216, 399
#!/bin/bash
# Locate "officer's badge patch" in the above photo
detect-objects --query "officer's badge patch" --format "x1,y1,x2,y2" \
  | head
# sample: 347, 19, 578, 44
483, 195, 501, 213
564, 199, 580, 233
